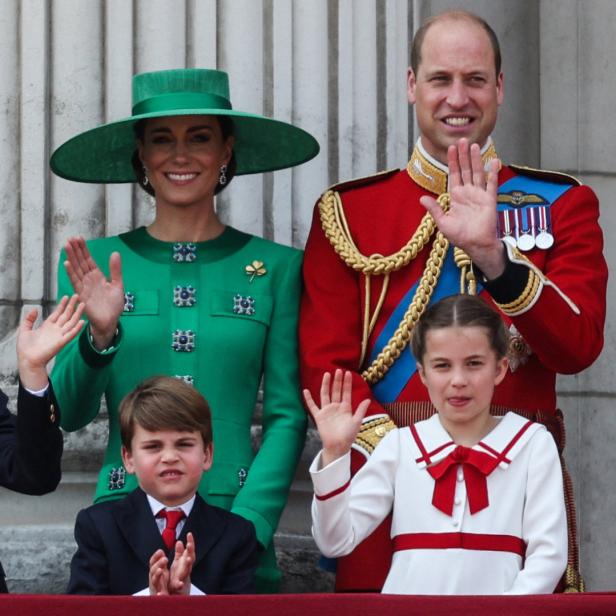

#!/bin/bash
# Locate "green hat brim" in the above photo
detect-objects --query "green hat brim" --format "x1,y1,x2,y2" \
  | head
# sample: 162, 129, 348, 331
50, 108, 320, 183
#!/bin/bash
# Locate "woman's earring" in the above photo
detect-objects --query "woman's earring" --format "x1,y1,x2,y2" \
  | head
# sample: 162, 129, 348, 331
142, 163, 149, 186
219, 164, 228, 186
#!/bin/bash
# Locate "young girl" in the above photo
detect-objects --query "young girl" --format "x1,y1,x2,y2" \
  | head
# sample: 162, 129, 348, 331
304, 294, 567, 595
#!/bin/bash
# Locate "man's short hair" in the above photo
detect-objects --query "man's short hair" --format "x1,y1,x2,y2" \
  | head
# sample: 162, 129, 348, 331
120, 376, 213, 450
410, 10, 502, 77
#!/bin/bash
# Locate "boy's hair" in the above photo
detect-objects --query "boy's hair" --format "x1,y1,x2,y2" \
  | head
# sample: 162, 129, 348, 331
411, 294, 510, 362
410, 10, 502, 78
119, 376, 213, 450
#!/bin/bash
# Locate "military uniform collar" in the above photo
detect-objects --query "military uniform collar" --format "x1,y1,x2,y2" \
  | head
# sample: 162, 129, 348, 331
407, 137, 500, 195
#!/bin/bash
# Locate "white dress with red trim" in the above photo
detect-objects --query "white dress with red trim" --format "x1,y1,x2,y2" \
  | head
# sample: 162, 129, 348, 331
310, 412, 567, 595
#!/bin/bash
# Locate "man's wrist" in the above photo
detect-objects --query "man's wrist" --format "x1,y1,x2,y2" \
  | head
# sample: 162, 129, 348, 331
469, 242, 506, 280
18, 362, 49, 392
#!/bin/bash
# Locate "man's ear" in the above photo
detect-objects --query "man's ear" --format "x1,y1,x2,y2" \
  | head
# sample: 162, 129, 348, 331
496, 71, 504, 106
407, 68, 418, 105
121, 445, 135, 474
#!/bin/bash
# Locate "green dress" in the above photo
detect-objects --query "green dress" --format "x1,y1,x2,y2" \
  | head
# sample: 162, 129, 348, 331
51, 226, 307, 590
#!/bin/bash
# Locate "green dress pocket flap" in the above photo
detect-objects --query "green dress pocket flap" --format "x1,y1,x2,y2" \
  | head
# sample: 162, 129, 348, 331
209, 290, 273, 326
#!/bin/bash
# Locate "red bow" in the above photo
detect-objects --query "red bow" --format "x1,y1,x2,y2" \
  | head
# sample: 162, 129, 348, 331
427, 445, 500, 516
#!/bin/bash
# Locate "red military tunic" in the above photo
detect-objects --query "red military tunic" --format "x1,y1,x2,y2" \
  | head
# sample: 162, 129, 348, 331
299, 140, 607, 590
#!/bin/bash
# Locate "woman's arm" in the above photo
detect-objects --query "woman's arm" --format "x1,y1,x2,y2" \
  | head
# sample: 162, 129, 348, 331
229, 249, 307, 549
51, 242, 124, 432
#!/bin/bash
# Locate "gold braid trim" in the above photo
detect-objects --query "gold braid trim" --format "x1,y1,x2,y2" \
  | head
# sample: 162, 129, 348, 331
362, 231, 449, 384
318, 190, 437, 275
319, 190, 452, 386
496, 270, 540, 315
354, 416, 397, 455
453, 247, 477, 295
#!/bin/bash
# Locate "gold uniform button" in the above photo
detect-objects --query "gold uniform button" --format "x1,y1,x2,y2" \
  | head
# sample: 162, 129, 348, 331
49, 404, 56, 423
375, 425, 386, 437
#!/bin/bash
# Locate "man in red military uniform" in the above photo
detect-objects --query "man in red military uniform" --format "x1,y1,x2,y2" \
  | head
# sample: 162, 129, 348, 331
300, 10, 607, 592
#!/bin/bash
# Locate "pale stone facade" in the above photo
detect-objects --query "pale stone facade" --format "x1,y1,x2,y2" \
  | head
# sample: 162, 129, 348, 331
0, 0, 613, 592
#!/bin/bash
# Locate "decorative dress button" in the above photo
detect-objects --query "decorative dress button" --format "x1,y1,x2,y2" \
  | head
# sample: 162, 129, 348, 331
452, 520, 459, 528
173, 242, 197, 263
455, 498, 462, 506
123, 291, 135, 312
172, 329, 195, 352
457, 470, 464, 482
174, 285, 197, 307
233, 294, 255, 315
175, 375, 194, 386
108, 466, 126, 491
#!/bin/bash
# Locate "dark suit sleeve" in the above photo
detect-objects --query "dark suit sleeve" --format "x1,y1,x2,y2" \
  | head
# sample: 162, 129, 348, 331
219, 517, 259, 594
0, 383, 62, 495
67, 508, 111, 594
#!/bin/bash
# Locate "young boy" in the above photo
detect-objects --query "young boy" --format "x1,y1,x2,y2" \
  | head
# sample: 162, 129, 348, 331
67, 376, 259, 595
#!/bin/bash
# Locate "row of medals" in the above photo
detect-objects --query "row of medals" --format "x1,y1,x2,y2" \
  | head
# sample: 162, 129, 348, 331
497, 205, 554, 251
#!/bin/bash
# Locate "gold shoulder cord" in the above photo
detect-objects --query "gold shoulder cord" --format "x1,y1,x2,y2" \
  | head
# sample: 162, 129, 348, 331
319, 190, 472, 385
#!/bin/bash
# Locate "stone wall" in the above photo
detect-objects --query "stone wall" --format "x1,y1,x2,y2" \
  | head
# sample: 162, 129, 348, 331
0, 0, 614, 592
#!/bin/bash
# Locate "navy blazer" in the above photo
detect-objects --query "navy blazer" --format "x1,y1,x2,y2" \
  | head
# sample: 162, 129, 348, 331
0, 384, 63, 592
67, 487, 258, 595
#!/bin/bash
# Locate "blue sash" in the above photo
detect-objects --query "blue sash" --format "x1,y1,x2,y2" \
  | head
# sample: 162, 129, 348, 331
369, 248, 483, 403
368, 174, 572, 404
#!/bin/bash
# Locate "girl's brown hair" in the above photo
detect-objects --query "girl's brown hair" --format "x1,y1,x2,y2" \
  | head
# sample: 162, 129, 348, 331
411, 294, 509, 362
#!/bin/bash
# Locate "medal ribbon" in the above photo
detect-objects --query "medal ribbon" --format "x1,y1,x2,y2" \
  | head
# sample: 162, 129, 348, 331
427, 445, 500, 516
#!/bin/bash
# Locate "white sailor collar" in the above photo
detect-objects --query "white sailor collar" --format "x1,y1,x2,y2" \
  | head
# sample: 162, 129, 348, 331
409, 412, 544, 472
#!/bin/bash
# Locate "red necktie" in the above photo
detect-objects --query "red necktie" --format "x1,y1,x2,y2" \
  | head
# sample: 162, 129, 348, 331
158, 509, 185, 550
427, 445, 500, 516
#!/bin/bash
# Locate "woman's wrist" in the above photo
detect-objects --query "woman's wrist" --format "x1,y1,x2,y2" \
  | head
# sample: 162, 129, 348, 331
89, 323, 119, 351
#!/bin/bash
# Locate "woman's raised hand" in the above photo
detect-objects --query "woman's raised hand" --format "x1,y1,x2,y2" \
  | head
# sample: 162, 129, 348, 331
303, 369, 370, 467
64, 237, 125, 350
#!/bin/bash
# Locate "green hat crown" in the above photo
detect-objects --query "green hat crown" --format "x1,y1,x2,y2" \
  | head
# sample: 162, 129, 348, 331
131, 69, 233, 116
50, 68, 319, 183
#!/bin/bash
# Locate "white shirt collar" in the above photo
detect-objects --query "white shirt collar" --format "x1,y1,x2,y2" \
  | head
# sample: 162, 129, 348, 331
146, 493, 196, 518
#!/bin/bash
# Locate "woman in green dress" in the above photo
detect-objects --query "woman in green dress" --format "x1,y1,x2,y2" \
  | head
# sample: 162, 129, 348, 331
50, 68, 319, 591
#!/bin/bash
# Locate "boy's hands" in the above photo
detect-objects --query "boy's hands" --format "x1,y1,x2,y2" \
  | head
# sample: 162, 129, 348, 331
17, 294, 85, 391
303, 369, 370, 467
148, 550, 170, 596
148, 533, 195, 596
169, 532, 195, 595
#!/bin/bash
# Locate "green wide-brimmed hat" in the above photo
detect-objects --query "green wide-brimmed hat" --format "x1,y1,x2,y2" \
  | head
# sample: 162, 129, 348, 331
50, 68, 320, 182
